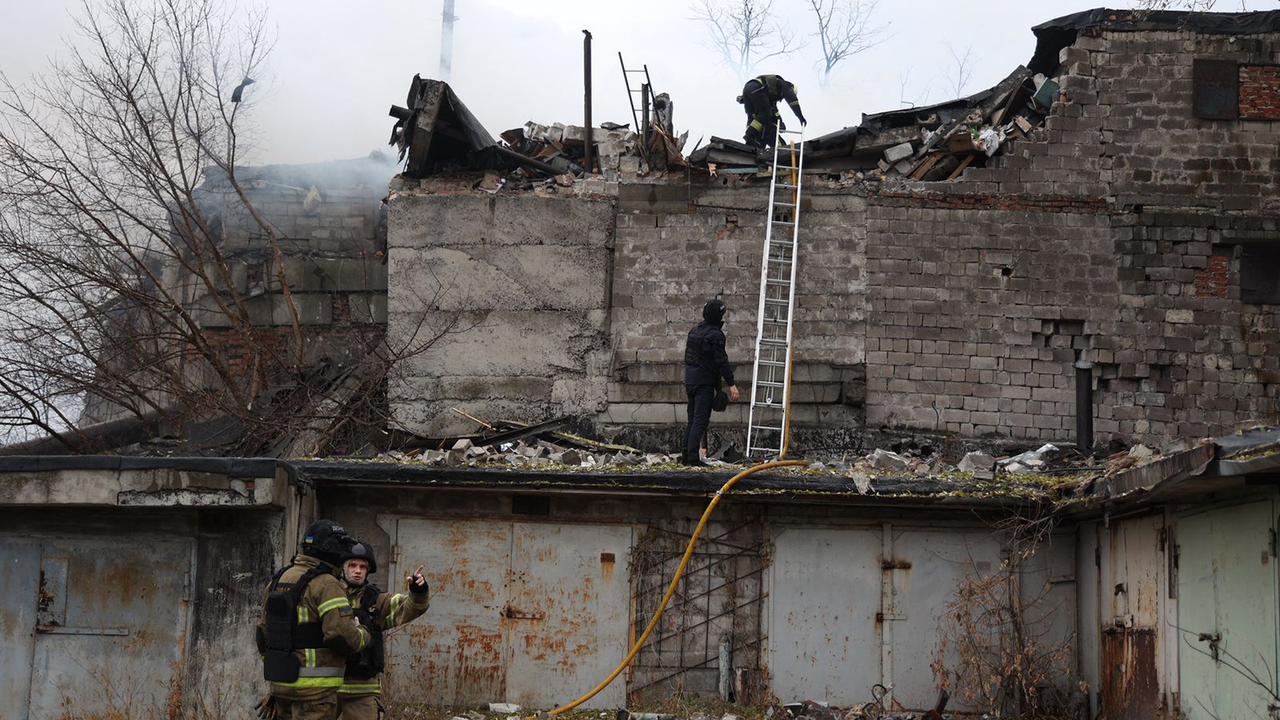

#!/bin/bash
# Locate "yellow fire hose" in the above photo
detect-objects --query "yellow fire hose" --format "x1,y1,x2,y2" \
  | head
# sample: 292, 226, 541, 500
547, 458, 808, 716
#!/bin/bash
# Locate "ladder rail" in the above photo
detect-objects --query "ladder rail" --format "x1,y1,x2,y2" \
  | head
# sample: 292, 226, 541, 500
747, 133, 782, 458
781, 133, 805, 458
746, 124, 803, 460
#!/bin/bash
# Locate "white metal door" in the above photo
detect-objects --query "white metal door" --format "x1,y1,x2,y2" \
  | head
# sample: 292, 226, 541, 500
767, 526, 882, 704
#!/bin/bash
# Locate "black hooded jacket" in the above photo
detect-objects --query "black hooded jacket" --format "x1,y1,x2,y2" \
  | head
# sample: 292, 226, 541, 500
684, 317, 735, 388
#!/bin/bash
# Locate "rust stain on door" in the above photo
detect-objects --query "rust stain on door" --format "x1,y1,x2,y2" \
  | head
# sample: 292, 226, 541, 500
1101, 627, 1159, 720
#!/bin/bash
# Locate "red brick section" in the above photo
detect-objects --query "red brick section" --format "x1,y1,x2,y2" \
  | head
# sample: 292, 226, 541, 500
1240, 65, 1280, 120
876, 191, 1108, 214
1195, 254, 1230, 298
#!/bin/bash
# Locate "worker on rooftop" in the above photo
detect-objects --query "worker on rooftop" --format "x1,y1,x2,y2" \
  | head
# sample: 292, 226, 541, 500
738, 74, 807, 150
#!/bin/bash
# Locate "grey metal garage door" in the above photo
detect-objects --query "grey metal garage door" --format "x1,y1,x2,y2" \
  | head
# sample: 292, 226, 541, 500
0, 534, 194, 720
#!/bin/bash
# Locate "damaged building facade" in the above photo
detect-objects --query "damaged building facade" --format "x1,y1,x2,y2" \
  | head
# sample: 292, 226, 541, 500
3, 8, 1280, 720
390, 10, 1280, 450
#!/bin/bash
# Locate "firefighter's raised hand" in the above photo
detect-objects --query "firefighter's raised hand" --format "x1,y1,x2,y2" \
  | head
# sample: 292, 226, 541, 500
406, 564, 426, 592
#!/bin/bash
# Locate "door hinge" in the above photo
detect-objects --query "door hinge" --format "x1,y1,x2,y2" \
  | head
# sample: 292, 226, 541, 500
1269, 528, 1277, 559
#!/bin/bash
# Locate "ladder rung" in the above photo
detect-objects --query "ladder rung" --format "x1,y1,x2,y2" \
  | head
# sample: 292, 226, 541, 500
776, 183, 797, 189
765, 279, 790, 285
764, 298, 789, 305
773, 201, 795, 206
753, 402, 784, 409
760, 338, 789, 346
751, 424, 784, 432
756, 381, 785, 388
757, 359, 787, 367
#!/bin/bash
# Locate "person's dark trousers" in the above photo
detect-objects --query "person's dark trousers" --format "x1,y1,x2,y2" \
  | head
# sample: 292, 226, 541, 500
684, 384, 715, 462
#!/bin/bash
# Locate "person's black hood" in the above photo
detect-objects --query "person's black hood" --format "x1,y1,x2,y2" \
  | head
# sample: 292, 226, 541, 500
702, 299, 726, 326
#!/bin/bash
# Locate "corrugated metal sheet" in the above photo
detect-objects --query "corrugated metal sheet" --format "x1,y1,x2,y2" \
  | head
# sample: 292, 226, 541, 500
1178, 500, 1278, 720
386, 518, 632, 708
0, 534, 193, 720
767, 526, 882, 705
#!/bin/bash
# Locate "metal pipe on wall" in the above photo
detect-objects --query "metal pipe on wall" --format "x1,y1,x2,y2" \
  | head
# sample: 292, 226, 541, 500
1075, 359, 1094, 451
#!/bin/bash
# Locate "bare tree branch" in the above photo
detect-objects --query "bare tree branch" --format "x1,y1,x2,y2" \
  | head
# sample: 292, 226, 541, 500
807, 0, 887, 84
691, 0, 798, 80
944, 43, 976, 99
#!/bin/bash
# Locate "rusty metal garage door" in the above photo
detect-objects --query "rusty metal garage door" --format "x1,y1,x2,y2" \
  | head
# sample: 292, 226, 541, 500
383, 518, 633, 709
0, 534, 194, 720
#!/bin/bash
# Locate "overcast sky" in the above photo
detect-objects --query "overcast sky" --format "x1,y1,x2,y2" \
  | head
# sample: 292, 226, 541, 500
1, 0, 1273, 166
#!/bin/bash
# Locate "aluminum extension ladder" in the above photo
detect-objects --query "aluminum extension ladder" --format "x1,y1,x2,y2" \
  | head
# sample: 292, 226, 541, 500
746, 125, 805, 460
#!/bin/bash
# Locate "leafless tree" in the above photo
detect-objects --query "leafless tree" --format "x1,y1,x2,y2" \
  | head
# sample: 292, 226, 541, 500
807, 0, 887, 85
932, 508, 1080, 718
1133, 0, 1220, 11
897, 68, 929, 108
0, 0, 454, 455
691, 0, 798, 80
944, 43, 976, 99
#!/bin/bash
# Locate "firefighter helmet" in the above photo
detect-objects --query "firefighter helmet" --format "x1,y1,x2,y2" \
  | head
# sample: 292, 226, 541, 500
300, 519, 353, 566
343, 541, 378, 575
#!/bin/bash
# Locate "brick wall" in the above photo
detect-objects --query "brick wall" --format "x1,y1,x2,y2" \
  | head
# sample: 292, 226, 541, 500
858, 28, 1280, 445
1241, 64, 1280, 120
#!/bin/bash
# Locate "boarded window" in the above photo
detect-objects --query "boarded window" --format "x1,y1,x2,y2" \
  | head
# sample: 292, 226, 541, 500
1192, 58, 1239, 120
1239, 243, 1280, 305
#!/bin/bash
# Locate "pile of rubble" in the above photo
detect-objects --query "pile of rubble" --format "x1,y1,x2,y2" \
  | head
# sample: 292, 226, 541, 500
690, 44, 1086, 182
380, 436, 682, 469
390, 75, 688, 185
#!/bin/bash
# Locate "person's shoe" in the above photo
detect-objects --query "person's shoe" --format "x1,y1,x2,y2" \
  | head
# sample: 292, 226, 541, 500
681, 457, 709, 468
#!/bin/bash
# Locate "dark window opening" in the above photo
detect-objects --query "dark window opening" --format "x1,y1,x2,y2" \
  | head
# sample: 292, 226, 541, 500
512, 494, 551, 516
1192, 58, 1239, 120
1240, 243, 1280, 305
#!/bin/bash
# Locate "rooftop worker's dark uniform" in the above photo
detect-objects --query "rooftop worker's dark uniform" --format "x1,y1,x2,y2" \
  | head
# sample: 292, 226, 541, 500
683, 300, 734, 465
739, 74, 807, 150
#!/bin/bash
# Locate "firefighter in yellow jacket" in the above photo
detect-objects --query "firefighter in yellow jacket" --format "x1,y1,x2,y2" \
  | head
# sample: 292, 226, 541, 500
257, 519, 370, 720
336, 540, 430, 720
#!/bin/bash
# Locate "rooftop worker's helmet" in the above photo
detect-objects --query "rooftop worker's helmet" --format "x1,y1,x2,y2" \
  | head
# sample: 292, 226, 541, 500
703, 298, 727, 324
343, 540, 378, 576
300, 519, 354, 566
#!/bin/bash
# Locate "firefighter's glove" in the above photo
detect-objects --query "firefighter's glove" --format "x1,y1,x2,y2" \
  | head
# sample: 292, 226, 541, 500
255, 694, 278, 720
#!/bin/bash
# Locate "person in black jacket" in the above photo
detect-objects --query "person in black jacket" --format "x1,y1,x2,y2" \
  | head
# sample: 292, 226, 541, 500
682, 299, 741, 466
738, 74, 807, 150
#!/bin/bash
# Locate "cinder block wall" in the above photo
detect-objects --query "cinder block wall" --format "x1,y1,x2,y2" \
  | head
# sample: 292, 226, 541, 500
861, 28, 1280, 443
387, 190, 616, 437
388, 29, 1280, 448
192, 159, 391, 367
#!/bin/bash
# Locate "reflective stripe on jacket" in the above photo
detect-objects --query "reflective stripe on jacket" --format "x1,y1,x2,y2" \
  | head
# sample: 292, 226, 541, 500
339, 584, 431, 696
261, 554, 370, 698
